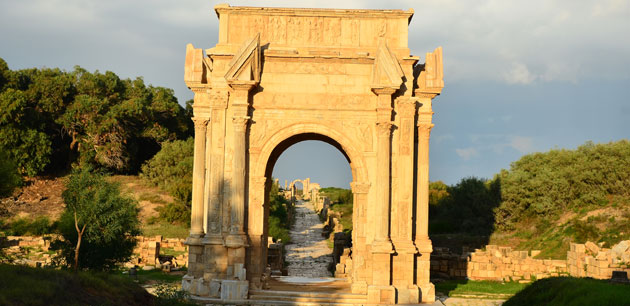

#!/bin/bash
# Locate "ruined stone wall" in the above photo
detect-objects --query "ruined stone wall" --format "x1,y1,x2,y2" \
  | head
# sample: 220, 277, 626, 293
1, 235, 188, 268
567, 241, 630, 279
429, 240, 630, 282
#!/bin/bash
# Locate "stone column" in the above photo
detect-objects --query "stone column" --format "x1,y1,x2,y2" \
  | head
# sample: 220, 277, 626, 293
350, 181, 370, 295
374, 121, 394, 248
228, 115, 249, 242
392, 98, 421, 304
189, 117, 209, 241
222, 82, 254, 301
415, 95, 435, 303
368, 87, 396, 305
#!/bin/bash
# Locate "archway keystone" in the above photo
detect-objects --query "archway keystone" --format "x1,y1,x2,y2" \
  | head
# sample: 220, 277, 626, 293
182, 4, 444, 304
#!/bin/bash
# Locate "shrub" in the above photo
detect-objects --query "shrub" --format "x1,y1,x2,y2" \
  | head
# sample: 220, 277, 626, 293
52, 168, 141, 270
495, 140, 630, 230
0, 148, 22, 196
141, 138, 193, 224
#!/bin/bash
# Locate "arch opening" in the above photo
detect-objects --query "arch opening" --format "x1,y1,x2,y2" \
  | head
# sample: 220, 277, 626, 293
260, 133, 356, 281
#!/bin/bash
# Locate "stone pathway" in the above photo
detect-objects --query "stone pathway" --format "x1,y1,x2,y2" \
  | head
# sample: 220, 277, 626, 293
284, 200, 333, 278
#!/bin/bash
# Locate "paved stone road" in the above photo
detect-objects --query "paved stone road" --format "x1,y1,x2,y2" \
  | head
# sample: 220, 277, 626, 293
284, 200, 333, 278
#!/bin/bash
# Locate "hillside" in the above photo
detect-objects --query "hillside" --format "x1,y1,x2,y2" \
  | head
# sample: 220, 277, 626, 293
0, 175, 188, 239
430, 140, 630, 259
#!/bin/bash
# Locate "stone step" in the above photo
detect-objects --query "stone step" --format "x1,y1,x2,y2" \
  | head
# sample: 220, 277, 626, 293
250, 289, 365, 299
249, 296, 367, 305
249, 290, 367, 304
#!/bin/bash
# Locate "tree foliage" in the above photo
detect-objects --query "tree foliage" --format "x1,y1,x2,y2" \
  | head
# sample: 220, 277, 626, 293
429, 177, 501, 235
268, 179, 292, 243
140, 138, 193, 224
494, 140, 630, 230
0, 58, 191, 176
53, 168, 141, 270
0, 148, 21, 197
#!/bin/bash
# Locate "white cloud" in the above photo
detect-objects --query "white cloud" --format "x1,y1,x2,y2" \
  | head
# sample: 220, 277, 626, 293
456, 147, 479, 160
509, 136, 534, 153
504, 62, 537, 85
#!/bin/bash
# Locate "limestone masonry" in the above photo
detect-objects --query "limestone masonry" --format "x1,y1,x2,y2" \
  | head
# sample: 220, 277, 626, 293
182, 4, 444, 304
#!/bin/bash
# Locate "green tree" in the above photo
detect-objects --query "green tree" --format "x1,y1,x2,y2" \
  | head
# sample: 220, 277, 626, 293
0, 58, 191, 176
268, 179, 292, 243
54, 168, 141, 270
494, 140, 630, 230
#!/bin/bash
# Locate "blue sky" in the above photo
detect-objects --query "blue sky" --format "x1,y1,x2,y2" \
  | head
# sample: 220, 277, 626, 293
1, 0, 628, 187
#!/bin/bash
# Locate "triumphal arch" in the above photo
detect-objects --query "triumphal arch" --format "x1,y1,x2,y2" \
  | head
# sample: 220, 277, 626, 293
182, 4, 444, 304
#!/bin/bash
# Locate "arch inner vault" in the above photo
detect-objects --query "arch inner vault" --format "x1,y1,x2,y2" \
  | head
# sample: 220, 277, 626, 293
182, 4, 444, 304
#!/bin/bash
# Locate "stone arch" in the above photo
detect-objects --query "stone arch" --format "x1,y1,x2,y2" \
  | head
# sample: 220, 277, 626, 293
254, 122, 367, 183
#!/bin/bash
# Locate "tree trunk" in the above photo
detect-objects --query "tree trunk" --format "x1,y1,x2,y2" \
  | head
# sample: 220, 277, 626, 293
74, 211, 86, 272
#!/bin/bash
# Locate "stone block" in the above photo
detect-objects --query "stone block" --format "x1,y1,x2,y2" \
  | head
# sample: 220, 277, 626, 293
220, 280, 248, 301
612, 241, 630, 256
585, 241, 600, 255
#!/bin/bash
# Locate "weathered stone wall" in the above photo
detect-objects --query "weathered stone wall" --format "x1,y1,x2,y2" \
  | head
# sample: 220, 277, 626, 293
429, 240, 630, 282
1, 235, 188, 268
568, 241, 630, 279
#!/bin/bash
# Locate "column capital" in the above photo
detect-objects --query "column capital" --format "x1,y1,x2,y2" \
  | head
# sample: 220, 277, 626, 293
232, 116, 251, 132
350, 182, 370, 194
396, 97, 417, 117
192, 117, 210, 129
376, 121, 394, 136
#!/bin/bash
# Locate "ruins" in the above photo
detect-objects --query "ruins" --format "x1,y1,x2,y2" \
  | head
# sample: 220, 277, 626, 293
182, 4, 444, 304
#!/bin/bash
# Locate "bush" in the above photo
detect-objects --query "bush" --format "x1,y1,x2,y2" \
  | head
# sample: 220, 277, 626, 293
0, 216, 54, 236
0, 264, 155, 306
268, 179, 292, 243
141, 138, 193, 224
52, 168, 141, 270
429, 177, 501, 235
0, 148, 21, 196
495, 140, 630, 230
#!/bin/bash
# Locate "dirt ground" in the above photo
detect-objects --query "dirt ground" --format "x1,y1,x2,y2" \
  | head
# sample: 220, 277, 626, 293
0, 175, 171, 223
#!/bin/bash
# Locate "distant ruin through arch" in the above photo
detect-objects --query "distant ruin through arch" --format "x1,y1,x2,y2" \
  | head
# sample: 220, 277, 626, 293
182, 4, 444, 304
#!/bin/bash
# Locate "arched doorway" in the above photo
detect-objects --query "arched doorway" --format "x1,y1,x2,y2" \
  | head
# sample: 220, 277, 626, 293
260, 133, 361, 279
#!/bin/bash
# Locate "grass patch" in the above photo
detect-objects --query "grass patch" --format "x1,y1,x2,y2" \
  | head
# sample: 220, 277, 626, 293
329, 202, 353, 232
142, 222, 189, 239
435, 280, 528, 299
503, 277, 630, 306
0, 216, 55, 236
0, 264, 154, 306
133, 268, 186, 284
138, 193, 168, 204
160, 247, 186, 257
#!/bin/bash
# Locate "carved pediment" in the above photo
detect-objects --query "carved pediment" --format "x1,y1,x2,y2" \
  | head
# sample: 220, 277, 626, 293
415, 47, 444, 96
184, 43, 212, 88
371, 39, 404, 90
224, 33, 261, 84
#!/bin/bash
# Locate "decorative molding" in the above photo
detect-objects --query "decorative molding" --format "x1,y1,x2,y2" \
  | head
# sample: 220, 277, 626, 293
224, 33, 261, 84
371, 39, 404, 91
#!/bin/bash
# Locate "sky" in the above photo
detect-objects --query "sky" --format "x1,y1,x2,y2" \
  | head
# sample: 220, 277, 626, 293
1, 0, 628, 187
